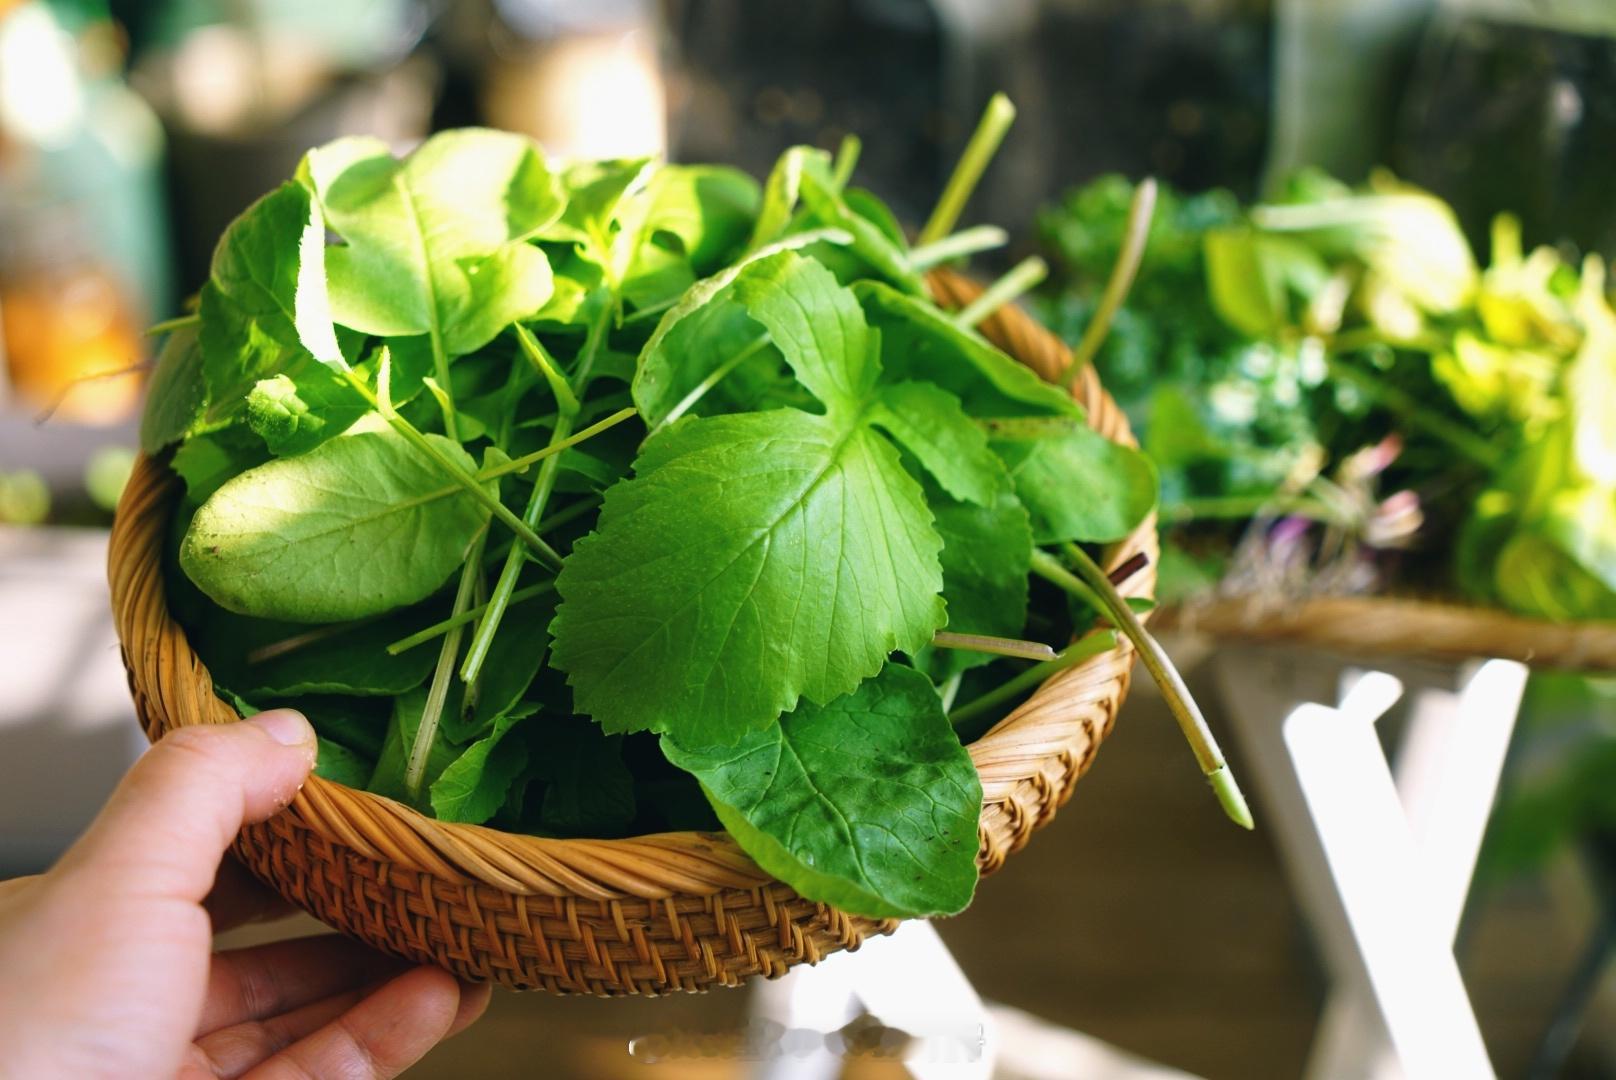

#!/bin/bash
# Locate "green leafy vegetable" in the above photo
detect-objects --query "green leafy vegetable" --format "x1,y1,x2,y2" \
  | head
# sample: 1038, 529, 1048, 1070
430, 709, 531, 824
552, 252, 946, 745
149, 103, 1201, 918
662, 664, 981, 918
302, 129, 561, 357
180, 426, 490, 621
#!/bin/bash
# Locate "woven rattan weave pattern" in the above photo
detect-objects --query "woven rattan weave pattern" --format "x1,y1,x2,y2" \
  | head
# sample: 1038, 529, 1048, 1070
109, 269, 1158, 994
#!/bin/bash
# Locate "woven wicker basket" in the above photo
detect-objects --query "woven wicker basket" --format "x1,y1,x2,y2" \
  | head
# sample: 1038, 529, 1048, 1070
108, 269, 1158, 995
1162, 593, 1616, 674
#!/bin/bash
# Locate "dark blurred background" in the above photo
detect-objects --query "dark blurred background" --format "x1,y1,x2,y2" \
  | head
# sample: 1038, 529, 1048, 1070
5, 2, 1616, 1076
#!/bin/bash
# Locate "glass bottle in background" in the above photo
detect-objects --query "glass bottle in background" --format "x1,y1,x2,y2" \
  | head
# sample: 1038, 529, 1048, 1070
0, 0, 165, 424
1394, 0, 1616, 256
0, 205, 142, 422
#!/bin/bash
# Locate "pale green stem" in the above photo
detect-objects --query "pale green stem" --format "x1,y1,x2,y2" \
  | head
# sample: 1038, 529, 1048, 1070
908, 226, 1008, 271
388, 581, 557, 655
938, 671, 964, 712
341, 366, 563, 568
460, 303, 612, 684
146, 313, 200, 336
653, 334, 771, 433
1062, 178, 1157, 389
623, 295, 681, 325
1041, 545, 1253, 830
832, 134, 862, 190
405, 525, 487, 799
932, 631, 1057, 662
953, 256, 1048, 329
948, 630, 1118, 728
918, 93, 1017, 245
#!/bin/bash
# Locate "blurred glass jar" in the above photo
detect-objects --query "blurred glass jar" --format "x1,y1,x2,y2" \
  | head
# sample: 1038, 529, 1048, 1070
1395, 0, 1616, 255
0, 205, 143, 422
0, 1, 163, 424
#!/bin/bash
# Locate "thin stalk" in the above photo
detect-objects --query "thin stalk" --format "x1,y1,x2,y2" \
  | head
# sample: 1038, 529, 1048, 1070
932, 631, 1057, 662
908, 226, 1008, 271
1029, 550, 1105, 612
460, 302, 613, 683
1044, 545, 1253, 829
146, 313, 199, 336
654, 334, 770, 433
341, 365, 563, 568
1062, 177, 1157, 389
535, 495, 601, 536
1324, 354, 1502, 469
515, 324, 580, 416
938, 671, 963, 712
953, 256, 1048, 329
245, 614, 380, 666
832, 134, 862, 190
448, 408, 637, 487
623, 295, 681, 325
387, 581, 556, 655
948, 630, 1119, 728
404, 525, 487, 798
918, 93, 1016, 245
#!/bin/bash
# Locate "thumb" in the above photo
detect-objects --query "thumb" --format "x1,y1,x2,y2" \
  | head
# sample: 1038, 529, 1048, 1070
55, 711, 316, 903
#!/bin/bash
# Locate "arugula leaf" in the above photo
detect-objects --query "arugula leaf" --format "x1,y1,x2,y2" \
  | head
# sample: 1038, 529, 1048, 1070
748, 146, 821, 251
180, 426, 491, 622
302, 129, 562, 356
140, 325, 208, 453
606, 163, 760, 310
544, 157, 656, 253
370, 687, 464, 806
797, 164, 925, 295
631, 228, 848, 427
553, 252, 946, 745
631, 165, 759, 272
853, 281, 1081, 418
914, 475, 1033, 679
454, 594, 556, 740
430, 710, 530, 824
170, 424, 270, 505
662, 664, 981, 918
869, 380, 1004, 506
198, 181, 343, 424
991, 424, 1158, 544
245, 367, 369, 457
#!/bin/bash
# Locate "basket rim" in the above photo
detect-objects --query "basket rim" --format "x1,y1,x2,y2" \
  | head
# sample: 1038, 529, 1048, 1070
109, 268, 1158, 902
1161, 591, 1616, 673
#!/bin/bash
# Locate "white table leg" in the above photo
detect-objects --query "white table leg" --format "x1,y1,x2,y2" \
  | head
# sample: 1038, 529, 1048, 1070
1286, 700, 1494, 1078
1214, 645, 1522, 1080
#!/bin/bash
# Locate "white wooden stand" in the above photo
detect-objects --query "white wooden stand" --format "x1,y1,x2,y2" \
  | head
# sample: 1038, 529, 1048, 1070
1212, 645, 1528, 1080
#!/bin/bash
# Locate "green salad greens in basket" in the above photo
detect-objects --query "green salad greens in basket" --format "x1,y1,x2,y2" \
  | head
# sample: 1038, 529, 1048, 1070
140, 97, 1245, 922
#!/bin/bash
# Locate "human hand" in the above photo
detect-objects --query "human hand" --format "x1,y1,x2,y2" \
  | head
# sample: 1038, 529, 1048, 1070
0, 711, 491, 1078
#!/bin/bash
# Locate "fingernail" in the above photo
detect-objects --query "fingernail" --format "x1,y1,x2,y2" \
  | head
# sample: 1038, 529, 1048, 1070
250, 709, 314, 748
